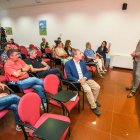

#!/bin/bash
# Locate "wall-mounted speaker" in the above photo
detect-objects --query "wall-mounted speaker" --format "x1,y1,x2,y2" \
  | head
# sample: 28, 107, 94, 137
122, 3, 127, 10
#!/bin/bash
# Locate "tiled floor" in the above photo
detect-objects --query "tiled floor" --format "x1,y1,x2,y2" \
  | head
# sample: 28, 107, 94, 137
0, 68, 140, 140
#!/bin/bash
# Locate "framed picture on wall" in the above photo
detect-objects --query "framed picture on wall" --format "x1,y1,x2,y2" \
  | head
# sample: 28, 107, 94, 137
5, 27, 13, 35
39, 20, 47, 35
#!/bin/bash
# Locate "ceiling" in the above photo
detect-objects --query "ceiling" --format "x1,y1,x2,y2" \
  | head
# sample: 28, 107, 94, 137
0, 0, 79, 10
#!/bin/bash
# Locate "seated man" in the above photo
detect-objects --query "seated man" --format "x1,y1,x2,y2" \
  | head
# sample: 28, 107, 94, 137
0, 83, 21, 131
1, 43, 11, 63
40, 37, 49, 53
2, 43, 21, 63
65, 49, 101, 116
4, 49, 46, 104
84, 42, 106, 78
24, 48, 65, 79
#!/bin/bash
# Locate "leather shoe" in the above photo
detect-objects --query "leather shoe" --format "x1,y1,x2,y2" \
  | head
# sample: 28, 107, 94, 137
96, 101, 101, 107
92, 108, 101, 116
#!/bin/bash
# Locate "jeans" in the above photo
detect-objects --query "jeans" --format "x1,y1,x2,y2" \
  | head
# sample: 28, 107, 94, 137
17, 77, 46, 103
132, 61, 140, 92
37, 68, 64, 79
0, 94, 20, 123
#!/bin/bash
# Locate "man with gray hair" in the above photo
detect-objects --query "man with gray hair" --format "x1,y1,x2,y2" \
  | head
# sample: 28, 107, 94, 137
65, 49, 101, 116
127, 40, 140, 97
24, 48, 65, 79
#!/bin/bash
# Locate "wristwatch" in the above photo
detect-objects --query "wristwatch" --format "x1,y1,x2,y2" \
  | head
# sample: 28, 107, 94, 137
20, 68, 23, 72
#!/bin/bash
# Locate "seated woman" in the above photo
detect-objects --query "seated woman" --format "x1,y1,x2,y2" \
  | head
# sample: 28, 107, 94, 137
64, 40, 73, 56
0, 83, 21, 131
40, 37, 49, 53
84, 42, 106, 78
96, 41, 111, 66
55, 41, 71, 64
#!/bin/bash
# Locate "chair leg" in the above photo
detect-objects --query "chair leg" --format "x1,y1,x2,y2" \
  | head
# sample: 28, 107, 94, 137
83, 91, 84, 110
78, 101, 80, 113
21, 125, 28, 140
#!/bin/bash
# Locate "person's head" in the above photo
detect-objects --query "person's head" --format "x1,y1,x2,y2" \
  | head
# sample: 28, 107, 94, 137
86, 42, 92, 50
101, 41, 107, 48
58, 37, 61, 42
56, 41, 62, 48
7, 38, 13, 44
28, 48, 37, 59
42, 37, 46, 43
65, 40, 71, 48
4, 43, 11, 52
72, 49, 83, 61
7, 49, 19, 62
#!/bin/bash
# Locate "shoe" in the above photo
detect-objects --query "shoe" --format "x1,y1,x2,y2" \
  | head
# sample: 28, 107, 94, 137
40, 103, 47, 110
96, 101, 101, 107
104, 69, 107, 72
99, 74, 104, 79
16, 125, 30, 132
100, 71, 106, 75
125, 87, 132, 91
92, 108, 101, 116
127, 91, 136, 98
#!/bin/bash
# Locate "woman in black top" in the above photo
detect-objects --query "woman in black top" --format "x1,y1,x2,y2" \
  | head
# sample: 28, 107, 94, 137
97, 41, 111, 64
64, 40, 72, 56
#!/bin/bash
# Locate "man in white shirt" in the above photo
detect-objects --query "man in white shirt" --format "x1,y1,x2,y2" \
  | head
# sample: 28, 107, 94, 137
65, 49, 101, 116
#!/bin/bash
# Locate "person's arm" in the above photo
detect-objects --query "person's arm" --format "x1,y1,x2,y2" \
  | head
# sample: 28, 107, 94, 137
81, 60, 91, 79
136, 51, 140, 57
106, 43, 111, 53
0, 83, 6, 90
65, 63, 79, 82
30, 65, 47, 72
0, 93, 8, 98
55, 48, 61, 57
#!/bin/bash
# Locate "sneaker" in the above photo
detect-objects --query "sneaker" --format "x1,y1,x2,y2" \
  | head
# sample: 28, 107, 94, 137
40, 103, 47, 110
16, 125, 30, 132
96, 101, 101, 107
99, 74, 104, 78
92, 108, 101, 116
100, 71, 106, 74
127, 91, 136, 98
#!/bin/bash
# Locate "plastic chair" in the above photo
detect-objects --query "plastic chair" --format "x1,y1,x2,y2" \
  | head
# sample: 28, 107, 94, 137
0, 110, 9, 119
19, 46, 29, 59
63, 69, 85, 110
18, 92, 70, 140
44, 74, 80, 116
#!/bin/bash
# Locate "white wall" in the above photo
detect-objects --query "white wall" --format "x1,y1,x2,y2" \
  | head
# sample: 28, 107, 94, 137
0, 0, 140, 55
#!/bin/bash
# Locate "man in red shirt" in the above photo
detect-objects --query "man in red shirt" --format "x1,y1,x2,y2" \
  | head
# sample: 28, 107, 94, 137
4, 49, 46, 103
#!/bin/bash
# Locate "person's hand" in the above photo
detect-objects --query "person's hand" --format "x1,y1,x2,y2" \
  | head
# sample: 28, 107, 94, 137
22, 65, 31, 72
80, 78, 86, 85
0, 93, 8, 98
131, 51, 136, 57
108, 43, 111, 48
42, 67, 47, 71
0, 83, 6, 90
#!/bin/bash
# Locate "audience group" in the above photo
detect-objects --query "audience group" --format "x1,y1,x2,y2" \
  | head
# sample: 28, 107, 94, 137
0, 37, 111, 132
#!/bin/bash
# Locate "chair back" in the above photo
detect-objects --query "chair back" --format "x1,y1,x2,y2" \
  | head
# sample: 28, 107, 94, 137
37, 50, 43, 57
44, 74, 60, 95
45, 48, 51, 53
18, 93, 41, 126
19, 46, 28, 58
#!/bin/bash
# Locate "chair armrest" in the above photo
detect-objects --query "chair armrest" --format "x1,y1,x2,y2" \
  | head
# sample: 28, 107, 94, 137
18, 121, 36, 131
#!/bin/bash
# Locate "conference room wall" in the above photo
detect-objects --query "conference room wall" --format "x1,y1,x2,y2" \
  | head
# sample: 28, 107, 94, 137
0, 0, 140, 55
